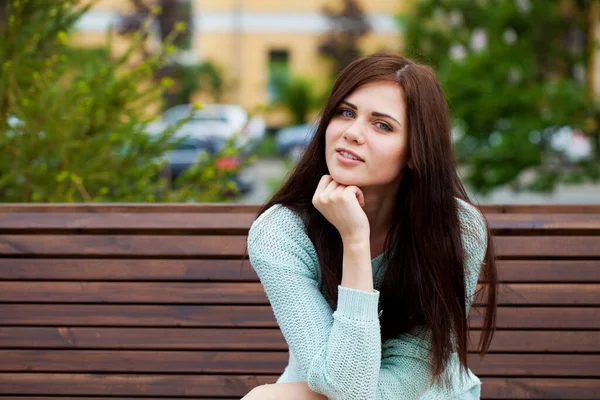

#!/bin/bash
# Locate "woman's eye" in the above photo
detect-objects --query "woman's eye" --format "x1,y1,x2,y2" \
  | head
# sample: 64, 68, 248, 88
339, 108, 354, 118
376, 122, 392, 132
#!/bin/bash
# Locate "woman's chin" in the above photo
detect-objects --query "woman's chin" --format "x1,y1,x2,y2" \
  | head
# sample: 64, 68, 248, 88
329, 170, 362, 187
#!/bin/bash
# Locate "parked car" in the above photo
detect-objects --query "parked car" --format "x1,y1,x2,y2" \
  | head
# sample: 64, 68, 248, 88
156, 103, 266, 152
163, 136, 217, 180
162, 135, 254, 195
275, 123, 316, 161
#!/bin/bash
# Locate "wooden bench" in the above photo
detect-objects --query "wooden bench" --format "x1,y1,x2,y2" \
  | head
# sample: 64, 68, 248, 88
0, 203, 599, 399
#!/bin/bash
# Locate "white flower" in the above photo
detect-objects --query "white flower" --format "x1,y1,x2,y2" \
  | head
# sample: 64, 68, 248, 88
470, 29, 488, 52
503, 28, 517, 45
515, 0, 532, 13
449, 44, 467, 61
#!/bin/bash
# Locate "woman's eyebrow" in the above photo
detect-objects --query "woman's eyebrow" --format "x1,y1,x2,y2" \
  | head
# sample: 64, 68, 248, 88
341, 100, 401, 127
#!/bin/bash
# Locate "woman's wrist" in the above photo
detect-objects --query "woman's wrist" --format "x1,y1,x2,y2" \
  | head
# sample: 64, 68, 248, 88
340, 233, 370, 249
341, 237, 374, 292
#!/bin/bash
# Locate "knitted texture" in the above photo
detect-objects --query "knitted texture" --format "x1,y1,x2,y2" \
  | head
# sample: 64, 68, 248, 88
247, 198, 487, 399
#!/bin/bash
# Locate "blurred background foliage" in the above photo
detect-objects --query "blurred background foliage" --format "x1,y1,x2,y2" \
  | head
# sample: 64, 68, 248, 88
318, 0, 372, 77
117, 0, 227, 110
268, 71, 325, 125
404, 0, 599, 194
0, 0, 247, 202
0, 0, 599, 203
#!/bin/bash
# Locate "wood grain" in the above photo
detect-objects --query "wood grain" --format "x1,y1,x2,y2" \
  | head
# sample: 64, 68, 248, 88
1, 328, 598, 353
1, 259, 598, 282
0, 374, 598, 398
1, 304, 599, 329
1, 351, 598, 377
2, 234, 599, 257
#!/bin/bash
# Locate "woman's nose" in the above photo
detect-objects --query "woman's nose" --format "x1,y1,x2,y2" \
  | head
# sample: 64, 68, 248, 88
343, 121, 366, 144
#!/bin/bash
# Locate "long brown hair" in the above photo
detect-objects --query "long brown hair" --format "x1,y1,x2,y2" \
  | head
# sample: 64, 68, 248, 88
254, 53, 497, 381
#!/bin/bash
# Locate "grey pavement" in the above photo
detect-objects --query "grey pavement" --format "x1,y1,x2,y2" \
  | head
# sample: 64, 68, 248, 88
239, 158, 289, 204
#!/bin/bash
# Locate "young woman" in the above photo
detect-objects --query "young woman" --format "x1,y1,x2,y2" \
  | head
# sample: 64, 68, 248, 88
243, 53, 497, 399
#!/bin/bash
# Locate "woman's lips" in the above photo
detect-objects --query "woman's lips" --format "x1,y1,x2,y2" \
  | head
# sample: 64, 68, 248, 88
336, 151, 363, 165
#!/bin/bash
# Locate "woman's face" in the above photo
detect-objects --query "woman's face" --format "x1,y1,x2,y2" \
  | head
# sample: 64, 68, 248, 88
325, 80, 409, 189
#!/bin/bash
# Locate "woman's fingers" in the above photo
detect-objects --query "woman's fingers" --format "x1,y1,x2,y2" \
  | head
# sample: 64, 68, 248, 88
312, 175, 332, 205
315, 175, 332, 193
321, 179, 340, 199
313, 175, 342, 205
326, 183, 364, 208
345, 185, 365, 207
314, 175, 365, 207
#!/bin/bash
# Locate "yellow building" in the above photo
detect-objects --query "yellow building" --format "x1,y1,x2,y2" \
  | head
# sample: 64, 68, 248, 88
76, 0, 407, 124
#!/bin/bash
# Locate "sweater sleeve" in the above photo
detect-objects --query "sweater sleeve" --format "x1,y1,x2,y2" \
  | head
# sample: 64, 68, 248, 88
247, 205, 382, 399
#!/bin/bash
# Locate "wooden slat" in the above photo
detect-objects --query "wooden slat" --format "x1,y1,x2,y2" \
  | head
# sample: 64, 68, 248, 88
0, 282, 267, 304
1, 203, 600, 214
2, 234, 600, 258
481, 283, 600, 306
0, 373, 275, 396
2, 212, 600, 234
494, 260, 600, 282
468, 330, 600, 353
2, 351, 599, 377
0, 259, 255, 281
480, 377, 600, 399
0, 398, 238, 400
494, 236, 600, 257
1, 282, 598, 306
481, 204, 600, 214
1, 305, 599, 329
468, 307, 600, 329
0, 213, 254, 234
1, 259, 598, 283
0, 304, 277, 327
0, 327, 287, 350
0, 204, 260, 213
0, 398, 236, 400
486, 214, 600, 233
0, 235, 247, 257
2, 328, 598, 353
0, 350, 288, 374
469, 354, 600, 377
0, 374, 598, 398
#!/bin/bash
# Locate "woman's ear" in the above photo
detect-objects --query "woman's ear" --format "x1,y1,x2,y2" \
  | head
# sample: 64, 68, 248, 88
407, 161, 413, 169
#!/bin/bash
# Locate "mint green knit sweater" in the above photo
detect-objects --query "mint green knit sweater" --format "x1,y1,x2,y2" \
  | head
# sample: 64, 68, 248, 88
247, 198, 487, 399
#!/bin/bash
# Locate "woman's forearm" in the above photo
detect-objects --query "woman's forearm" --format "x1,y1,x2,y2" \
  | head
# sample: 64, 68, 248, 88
340, 238, 374, 293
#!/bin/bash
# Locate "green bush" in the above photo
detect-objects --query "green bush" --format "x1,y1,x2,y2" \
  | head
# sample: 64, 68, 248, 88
0, 0, 249, 202
269, 71, 324, 125
252, 134, 278, 158
404, 0, 599, 193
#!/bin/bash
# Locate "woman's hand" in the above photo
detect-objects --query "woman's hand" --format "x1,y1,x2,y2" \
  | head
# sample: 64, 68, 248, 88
312, 175, 370, 244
